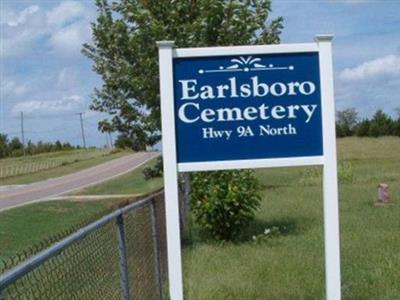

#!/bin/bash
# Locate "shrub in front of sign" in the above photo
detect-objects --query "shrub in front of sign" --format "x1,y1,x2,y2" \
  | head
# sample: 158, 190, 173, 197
190, 170, 261, 241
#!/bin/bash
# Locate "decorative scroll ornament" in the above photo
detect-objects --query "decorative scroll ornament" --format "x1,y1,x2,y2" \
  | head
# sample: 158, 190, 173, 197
198, 56, 294, 74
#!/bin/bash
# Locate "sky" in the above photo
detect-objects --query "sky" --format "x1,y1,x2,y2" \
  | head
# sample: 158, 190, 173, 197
1, 0, 399, 147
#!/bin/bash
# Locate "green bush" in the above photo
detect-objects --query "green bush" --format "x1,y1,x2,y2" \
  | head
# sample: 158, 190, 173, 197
142, 156, 163, 180
190, 170, 262, 241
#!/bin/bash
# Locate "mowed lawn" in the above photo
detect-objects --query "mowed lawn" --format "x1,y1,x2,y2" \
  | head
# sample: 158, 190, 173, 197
183, 137, 400, 300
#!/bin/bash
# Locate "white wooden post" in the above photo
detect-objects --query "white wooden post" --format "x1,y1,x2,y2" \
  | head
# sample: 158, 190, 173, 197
316, 34, 342, 300
157, 40, 184, 300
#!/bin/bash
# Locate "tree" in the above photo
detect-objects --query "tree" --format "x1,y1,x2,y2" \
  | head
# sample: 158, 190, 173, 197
84, 1, 282, 239
83, 0, 283, 148
394, 121, 400, 137
355, 119, 370, 137
369, 109, 394, 137
0, 134, 9, 158
8, 137, 23, 154
114, 133, 135, 149
394, 108, 400, 137
63, 142, 73, 150
55, 140, 62, 151
395, 107, 400, 120
26, 140, 34, 155
336, 108, 358, 137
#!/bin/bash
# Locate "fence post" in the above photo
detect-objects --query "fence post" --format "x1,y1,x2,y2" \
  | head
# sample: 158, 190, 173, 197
116, 214, 130, 300
150, 198, 163, 300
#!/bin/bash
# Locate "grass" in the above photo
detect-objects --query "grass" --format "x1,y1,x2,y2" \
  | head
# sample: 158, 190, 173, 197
0, 149, 130, 185
0, 199, 115, 260
1, 149, 108, 166
74, 157, 163, 195
183, 137, 400, 299
1, 137, 399, 299
0, 157, 162, 261
337, 136, 400, 160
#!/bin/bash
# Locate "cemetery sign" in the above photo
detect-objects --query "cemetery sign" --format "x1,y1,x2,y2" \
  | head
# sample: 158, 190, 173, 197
157, 35, 341, 300
174, 52, 323, 165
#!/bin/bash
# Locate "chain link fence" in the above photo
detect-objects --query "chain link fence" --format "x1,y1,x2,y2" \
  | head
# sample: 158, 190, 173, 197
0, 193, 167, 300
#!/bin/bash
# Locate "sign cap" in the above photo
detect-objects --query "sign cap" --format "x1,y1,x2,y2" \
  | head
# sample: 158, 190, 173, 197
156, 41, 175, 48
315, 34, 334, 42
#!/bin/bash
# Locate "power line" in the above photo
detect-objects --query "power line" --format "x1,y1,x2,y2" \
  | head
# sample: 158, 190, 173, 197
2, 113, 111, 147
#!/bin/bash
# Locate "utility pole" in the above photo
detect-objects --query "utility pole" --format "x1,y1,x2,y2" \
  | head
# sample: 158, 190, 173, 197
108, 132, 113, 149
105, 133, 110, 148
77, 113, 86, 148
20, 111, 26, 158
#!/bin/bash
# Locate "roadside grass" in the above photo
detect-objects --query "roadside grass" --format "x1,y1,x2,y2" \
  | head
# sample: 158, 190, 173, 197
74, 157, 163, 195
0, 157, 161, 261
0, 149, 108, 166
0, 199, 118, 260
0, 149, 130, 185
183, 137, 400, 299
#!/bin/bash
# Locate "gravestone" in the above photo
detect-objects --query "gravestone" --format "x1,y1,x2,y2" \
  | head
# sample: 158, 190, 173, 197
375, 183, 392, 207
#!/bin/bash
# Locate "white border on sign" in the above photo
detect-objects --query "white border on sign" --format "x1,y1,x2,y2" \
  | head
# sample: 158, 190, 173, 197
157, 35, 341, 300
174, 43, 319, 57
178, 156, 324, 172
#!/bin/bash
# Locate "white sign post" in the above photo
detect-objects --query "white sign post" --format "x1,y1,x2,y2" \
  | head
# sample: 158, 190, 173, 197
157, 34, 341, 300
317, 34, 342, 300
157, 41, 184, 300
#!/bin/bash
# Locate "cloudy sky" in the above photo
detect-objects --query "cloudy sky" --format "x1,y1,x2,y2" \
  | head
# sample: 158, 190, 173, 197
1, 0, 399, 147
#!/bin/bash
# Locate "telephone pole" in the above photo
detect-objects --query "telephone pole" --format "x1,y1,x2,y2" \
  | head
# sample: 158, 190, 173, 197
108, 132, 113, 149
77, 113, 86, 148
20, 111, 26, 158
105, 133, 109, 148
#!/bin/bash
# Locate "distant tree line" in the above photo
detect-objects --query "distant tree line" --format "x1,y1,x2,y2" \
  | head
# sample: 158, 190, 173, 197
0, 134, 79, 159
336, 108, 400, 138
113, 108, 400, 150
2, 108, 398, 158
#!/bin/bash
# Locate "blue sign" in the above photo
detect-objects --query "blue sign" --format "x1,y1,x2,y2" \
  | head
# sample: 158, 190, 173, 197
173, 52, 323, 163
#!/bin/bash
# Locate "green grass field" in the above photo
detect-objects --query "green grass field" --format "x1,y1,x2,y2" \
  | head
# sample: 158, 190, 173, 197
1, 137, 399, 299
183, 137, 400, 299
0, 148, 130, 185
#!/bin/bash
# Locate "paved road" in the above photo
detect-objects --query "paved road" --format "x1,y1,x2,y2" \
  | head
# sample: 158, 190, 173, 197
0, 152, 159, 212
